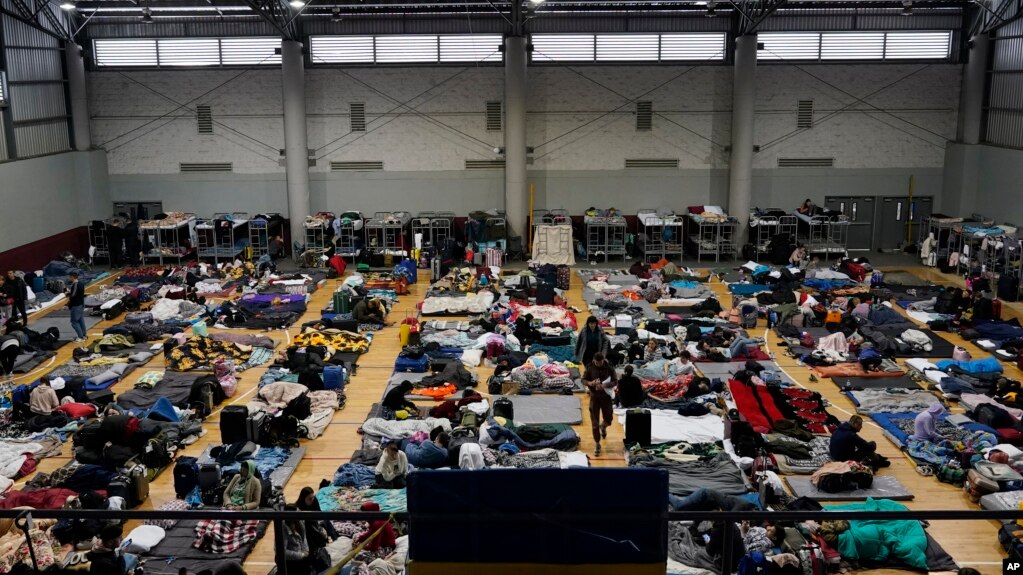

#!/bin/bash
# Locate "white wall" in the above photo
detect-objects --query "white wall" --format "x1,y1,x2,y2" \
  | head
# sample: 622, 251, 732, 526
944, 143, 1023, 227
89, 62, 960, 216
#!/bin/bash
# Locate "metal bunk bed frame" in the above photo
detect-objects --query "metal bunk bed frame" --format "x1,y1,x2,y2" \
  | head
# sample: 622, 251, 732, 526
413, 211, 454, 250
804, 215, 850, 257
141, 213, 197, 265
586, 215, 627, 263
638, 209, 684, 262
196, 212, 250, 264
365, 212, 412, 263
89, 221, 109, 262
334, 215, 362, 263
249, 213, 283, 259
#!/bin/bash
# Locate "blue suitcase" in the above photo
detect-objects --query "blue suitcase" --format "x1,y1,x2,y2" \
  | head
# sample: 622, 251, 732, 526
323, 365, 347, 390
394, 354, 430, 373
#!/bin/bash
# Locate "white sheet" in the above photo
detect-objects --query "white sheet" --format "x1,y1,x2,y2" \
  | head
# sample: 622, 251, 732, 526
905, 357, 947, 383
961, 393, 1023, 420
615, 410, 724, 444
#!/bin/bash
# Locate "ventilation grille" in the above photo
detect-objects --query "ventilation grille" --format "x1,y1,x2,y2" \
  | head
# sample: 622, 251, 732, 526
636, 101, 653, 131
777, 157, 834, 168
179, 162, 233, 172
625, 158, 678, 169
196, 105, 213, 134
330, 161, 383, 171
350, 103, 366, 132
796, 100, 813, 129
465, 159, 505, 169
485, 101, 502, 131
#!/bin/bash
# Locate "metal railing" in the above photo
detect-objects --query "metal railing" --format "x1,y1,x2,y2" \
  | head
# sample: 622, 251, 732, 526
2, 507, 1015, 574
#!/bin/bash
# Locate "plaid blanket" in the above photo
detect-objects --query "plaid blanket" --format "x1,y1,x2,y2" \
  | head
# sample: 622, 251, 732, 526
193, 519, 262, 554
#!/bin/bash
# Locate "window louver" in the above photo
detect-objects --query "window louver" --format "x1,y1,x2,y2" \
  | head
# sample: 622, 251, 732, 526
777, 157, 834, 167
796, 100, 814, 129
330, 161, 383, 171
0, 72, 7, 107
350, 103, 366, 132
636, 101, 653, 131
310, 36, 374, 64
196, 105, 213, 135
220, 37, 282, 65
625, 158, 678, 168
439, 35, 502, 63
158, 39, 220, 67
465, 159, 505, 169
95, 39, 158, 67
485, 101, 503, 132
180, 162, 233, 172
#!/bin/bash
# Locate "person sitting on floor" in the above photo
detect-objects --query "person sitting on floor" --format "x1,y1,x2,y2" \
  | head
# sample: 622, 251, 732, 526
829, 415, 890, 469
513, 314, 541, 346
740, 521, 784, 555
912, 403, 946, 442
664, 350, 696, 377
356, 501, 397, 552
295, 486, 340, 545
382, 380, 420, 418
223, 460, 262, 510
353, 297, 390, 326
375, 441, 408, 488
616, 365, 644, 409
789, 244, 808, 267
87, 524, 141, 575
29, 376, 59, 416
858, 342, 883, 372
642, 339, 663, 363
403, 431, 450, 469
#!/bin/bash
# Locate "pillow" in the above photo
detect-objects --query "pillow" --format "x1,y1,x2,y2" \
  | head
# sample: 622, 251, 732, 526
86, 370, 120, 387
122, 525, 165, 553
997, 428, 1023, 442
55, 403, 97, 419
109, 363, 131, 375
460, 349, 484, 368
128, 352, 154, 364
704, 205, 725, 215
687, 205, 704, 215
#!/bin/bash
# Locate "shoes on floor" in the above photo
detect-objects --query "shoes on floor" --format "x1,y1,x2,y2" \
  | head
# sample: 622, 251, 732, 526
808, 374, 818, 383
594, 444, 601, 456
600, 423, 608, 439
73, 338, 85, 342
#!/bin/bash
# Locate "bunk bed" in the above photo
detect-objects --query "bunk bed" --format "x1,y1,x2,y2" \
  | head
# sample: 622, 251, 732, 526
413, 211, 455, 250
637, 209, 684, 262
89, 220, 109, 262
584, 209, 627, 263
140, 212, 198, 265
365, 211, 412, 265
301, 212, 335, 268
249, 213, 286, 259
685, 207, 738, 262
917, 213, 989, 268
749, 209, 798, 261
951, 219, 1012, 275
333, 211, 364, 263
792, 210, 850, 257
196, 212, 250, 264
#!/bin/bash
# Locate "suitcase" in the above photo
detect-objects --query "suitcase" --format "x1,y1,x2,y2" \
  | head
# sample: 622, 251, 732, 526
486, 247, 502, 267
220, 405, 249, 444
473, 251, 484, 266
493, 397, 514, 420
993, 298, 1003, 320
173, 456, 200, 498
646, 319, 670, 335
394, 354, 430, 373
128, 463, 150, 506
536, 284, 556, 305
408, 322, 421, 347
323, 365, 346, 391
87, 389, 115, 408
624, 408, 652, 446
198, 463, 221, 490
431, 257, 442, 281
399, 323, 411, 347
247, 411, 270, 444
101, 299, 124, 321
107, 478, 133, 507
487, 375, 504, 395
333, 291, 351, 314
556, 265, 571, 290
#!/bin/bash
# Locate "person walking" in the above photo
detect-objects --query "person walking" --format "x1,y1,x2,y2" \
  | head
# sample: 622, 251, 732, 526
583, 352, 617, 456
4, 271, 27, 325
67, 272, 87, 342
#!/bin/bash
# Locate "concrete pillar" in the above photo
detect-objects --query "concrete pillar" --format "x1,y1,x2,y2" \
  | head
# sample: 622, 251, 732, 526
504, 35, 528, 246
728, 33, 757, 246
281, 40, 311, 250
960, 33, 989, 145
66, 43, 92, 152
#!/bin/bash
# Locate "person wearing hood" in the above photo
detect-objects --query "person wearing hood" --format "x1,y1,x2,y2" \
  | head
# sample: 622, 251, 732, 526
88, 524, 140, 575
223, 460, 262, 510
381, 380, 419, 417
912, 403, 945, 442
356, 501, 397, 551
858, 342, 883, 372
575, 316, 610, 365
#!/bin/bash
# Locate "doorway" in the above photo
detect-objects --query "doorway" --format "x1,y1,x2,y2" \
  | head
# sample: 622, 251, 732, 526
824, 196, 875, 251
877, 196, 932, 251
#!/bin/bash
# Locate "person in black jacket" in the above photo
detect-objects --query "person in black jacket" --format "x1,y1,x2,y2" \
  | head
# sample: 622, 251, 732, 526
616, 365, 644, 408
66, 272, 87, 341
4, 271, 27, 325
829, 415, 889, 470
87, 524, 140, 575
382, 380, 419, 417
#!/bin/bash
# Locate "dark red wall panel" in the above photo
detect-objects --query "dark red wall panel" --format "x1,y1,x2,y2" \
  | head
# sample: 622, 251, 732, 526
0, 227, 89, 274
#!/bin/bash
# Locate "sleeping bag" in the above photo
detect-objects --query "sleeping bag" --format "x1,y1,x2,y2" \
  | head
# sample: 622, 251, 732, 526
825, 498, 928, 569
935, 356, 1003, 376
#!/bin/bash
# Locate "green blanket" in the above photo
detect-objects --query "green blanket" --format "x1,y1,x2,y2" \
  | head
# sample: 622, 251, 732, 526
825, 498, 928, 569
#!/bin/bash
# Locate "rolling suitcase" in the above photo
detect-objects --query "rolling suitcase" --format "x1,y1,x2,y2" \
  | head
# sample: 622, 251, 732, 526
220, 405, 249, 444
536, 284, 556, 305
493, 397, 514, 420
624, 408, 651, 446
556, 265, 571, 290
323, 365, 346, 391
129, 463, 150, 506
174, 456, 200, 498
332, 291, 351, 314
247, 411, 270, 444
431, 257, 442, 281
198, 463, 221, 490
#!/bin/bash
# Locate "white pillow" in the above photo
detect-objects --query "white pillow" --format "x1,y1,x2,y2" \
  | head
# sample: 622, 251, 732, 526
461, 349, 484, 367
122, 525, 165, 553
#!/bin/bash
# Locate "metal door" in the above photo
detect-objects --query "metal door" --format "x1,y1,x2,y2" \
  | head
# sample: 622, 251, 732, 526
878, 196, 932, 250
824, 196, 875, 251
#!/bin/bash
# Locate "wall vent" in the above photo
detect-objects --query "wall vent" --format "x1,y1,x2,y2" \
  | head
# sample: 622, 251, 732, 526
330, 161, 383, 171
179, 162, 233, 172
349, 102, 366, 132
625, 158, 678, 168
796, 100, 814, 129
485, 101, 502, 131
466, 159, 505, 169
777, 157, 834, 167
196, 105, 213, 134
636, 101, 653, 131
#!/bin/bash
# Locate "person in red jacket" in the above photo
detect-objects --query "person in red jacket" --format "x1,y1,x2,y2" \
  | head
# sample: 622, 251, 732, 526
356, 501, 396, 551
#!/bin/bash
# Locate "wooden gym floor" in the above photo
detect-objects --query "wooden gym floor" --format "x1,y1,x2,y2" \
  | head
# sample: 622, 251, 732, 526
9, 263, 1013, 574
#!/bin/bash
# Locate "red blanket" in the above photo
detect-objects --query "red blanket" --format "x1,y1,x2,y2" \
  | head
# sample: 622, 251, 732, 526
728, 380, 785, 434
694, 347, 771, 363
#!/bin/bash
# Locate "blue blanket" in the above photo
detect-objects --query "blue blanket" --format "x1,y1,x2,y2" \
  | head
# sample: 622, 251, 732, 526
935, 356, 1003, 375
728, 284, 770, 295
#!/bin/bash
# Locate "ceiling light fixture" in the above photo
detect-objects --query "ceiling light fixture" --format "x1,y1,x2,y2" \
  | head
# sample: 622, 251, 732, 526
901, 0, 912, 16
530, 0, 546, 4
59, 1, 76, 10
289, 0, 306, 7
705, 0, 717, 17
140, 7, 154, 23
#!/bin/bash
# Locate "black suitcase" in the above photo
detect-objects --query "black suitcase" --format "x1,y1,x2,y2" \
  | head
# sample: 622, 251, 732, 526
646, 319, 670, 335
87, 389, 115, 408
332, 319, 359, 332
247, 411, 270, 444
493, 397, 514, 420
198, 463, 221, 490
540, 334, 572, 346
535, 284, 556, 305
102, 301, 125, 321
107, 477, 134, 507
624, 408, 651, 446
174, 456, 199, 498
220, 405, 249, 444
487, 375, 504, 395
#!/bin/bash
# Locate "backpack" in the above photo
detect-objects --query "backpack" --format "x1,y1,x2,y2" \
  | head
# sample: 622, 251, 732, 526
737, 552, 771, 575
266, 415, 304, 448
685, 324, 702, 342
173, 456, 200, 498
283, 392, 312, 421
